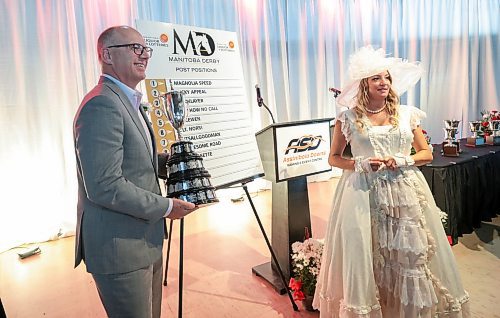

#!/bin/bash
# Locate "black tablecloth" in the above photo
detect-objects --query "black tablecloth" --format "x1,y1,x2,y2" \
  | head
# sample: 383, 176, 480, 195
420, 139, 500, 244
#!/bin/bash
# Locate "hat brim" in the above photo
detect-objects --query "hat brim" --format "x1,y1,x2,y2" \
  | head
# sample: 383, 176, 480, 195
336, 59, 424, 108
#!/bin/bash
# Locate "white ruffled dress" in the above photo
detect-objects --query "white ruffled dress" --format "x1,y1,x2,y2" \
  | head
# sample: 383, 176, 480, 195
313, 106, 470, 317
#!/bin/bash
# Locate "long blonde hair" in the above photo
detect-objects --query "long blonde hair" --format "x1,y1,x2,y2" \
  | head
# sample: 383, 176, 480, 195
353, 71, 399, 131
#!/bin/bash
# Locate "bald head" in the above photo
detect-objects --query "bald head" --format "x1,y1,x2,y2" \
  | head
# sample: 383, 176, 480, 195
96, 25, 149, 88
97, 26, 143, 64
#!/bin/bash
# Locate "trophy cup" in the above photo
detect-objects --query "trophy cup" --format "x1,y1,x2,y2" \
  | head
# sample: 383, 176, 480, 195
442, 119, 460, 157
466, 121, 485, 147
160, 87, 218, 206
486, 120, 500, 145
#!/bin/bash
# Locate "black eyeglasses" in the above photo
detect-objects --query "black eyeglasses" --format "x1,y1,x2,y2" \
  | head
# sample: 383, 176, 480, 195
106, 43, 153, 57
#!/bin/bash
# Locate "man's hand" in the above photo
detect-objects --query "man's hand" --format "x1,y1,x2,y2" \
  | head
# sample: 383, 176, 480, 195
167, 198, 198, 219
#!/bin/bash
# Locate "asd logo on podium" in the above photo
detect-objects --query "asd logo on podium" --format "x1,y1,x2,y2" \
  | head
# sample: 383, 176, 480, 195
284, 135, 325, 154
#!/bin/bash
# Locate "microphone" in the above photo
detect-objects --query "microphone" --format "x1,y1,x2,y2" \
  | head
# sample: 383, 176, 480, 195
255, 84, 263, 107
254, 84, 276, 124
329, 87, 341, 98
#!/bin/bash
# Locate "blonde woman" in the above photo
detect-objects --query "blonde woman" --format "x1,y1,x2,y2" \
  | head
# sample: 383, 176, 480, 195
313, 46, 469, 317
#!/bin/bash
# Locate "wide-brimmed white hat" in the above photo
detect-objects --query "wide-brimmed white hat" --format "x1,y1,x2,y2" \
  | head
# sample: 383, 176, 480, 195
336, 45, 424, 108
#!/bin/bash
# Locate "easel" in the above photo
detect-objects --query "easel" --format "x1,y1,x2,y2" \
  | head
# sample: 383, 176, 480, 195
162, 178, 298, 318
163, 217, 184, 317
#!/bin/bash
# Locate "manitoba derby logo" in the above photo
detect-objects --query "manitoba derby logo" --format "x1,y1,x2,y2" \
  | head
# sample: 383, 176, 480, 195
284, 135, 324, 154
173, 29, 215, 56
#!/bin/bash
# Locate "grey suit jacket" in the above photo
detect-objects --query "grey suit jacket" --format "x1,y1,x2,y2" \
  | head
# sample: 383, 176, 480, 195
73, 76, 170, 274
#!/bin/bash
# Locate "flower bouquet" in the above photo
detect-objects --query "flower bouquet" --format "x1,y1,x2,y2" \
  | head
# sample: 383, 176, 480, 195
480, 109, 499, 135
140, 101, 153, 114
289, 238, 324, 311
480, 109, 500, 145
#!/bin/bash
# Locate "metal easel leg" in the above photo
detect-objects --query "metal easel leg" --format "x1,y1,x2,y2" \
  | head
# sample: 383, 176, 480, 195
178, 217, 184, 318
243, 185, 298, 311
162, 217, 184, 318
163, 219, 174, 286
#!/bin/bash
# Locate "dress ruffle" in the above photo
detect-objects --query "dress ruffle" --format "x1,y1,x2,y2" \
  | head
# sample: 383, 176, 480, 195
337, 110, 353, 143
314, 106, 469, 317
407, 106, 427, 130
314, 168, 470, 317
370, 168, 468, 316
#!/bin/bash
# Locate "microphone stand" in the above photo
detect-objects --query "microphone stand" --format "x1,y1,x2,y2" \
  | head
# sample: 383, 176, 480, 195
328, 87, 341, 98
256, 86, 276, 124
259, 99, 276, 124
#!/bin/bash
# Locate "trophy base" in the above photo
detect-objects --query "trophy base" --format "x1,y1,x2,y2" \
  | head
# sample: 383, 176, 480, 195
486, 135, 500, 146
166, 140, 219, 207
442, 141, 460, 157
466, 136, 486, 147
170, 188, 219, 207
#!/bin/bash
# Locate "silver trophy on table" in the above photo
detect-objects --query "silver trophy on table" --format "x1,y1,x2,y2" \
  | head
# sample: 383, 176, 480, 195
442, 119, 461, 157
466, 121, 485, 147
486, 120, 500, 145
160, 85, 218, 206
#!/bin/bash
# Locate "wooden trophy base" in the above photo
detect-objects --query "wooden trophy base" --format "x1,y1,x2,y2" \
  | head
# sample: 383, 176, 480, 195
486, 135, 500, 145
442, 141, 460, 157
466, 136, 486, 147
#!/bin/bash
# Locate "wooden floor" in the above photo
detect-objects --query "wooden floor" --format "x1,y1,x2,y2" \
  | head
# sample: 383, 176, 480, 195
1, 178, 499, 318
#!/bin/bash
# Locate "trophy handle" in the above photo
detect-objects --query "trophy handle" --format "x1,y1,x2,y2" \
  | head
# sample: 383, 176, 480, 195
161, 92, 188, 141
160, 94, 175, 140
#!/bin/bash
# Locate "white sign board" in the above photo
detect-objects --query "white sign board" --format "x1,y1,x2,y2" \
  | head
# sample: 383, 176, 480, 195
136, 20, 264, 188
275, 121, 331, 182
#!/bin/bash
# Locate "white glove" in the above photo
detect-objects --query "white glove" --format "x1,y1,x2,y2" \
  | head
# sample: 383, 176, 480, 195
354, 156, 374, 173
393, 153, 415, 167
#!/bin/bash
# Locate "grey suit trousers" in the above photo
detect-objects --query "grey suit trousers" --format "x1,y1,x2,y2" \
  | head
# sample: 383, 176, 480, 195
92, 257, 163, 318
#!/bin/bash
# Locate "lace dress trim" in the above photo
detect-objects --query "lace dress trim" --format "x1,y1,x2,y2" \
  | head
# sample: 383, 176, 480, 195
369, 169, 468, 314
337, 110, 353, 143
340, 300, 382, 315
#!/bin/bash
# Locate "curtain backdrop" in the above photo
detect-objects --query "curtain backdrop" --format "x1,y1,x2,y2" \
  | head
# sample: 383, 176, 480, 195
0, 0, 498, 252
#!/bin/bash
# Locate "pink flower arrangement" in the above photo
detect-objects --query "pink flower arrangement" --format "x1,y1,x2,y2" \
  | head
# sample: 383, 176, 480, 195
481, 109, 500, 136
288, 238, 324, 301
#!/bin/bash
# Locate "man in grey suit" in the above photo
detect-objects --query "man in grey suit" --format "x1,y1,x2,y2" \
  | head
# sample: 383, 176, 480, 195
73, 25, 197, 318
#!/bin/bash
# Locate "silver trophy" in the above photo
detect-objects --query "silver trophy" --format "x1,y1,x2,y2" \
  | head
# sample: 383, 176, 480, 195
486, 120, 500, 145
466, 121, 485, 147
163, 91, 188, 140
160, 86, 218, 206
442, 120, 460, 156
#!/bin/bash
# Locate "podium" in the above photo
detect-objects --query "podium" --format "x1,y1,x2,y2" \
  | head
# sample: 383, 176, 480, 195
253, 118, 333, 294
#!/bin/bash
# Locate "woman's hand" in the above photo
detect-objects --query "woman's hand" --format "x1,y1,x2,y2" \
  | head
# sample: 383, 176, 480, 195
355, 157, 386, 172
383, 157, 398, 170
383, 154, 415, 170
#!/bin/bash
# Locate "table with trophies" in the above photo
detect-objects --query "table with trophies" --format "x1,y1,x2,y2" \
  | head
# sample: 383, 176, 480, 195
420, 119, 500, 245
